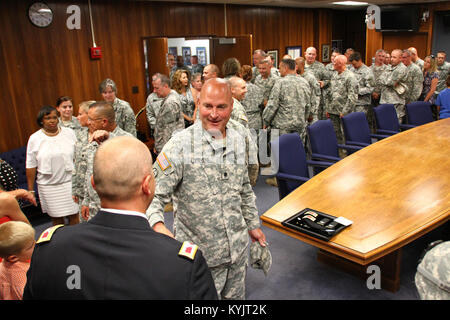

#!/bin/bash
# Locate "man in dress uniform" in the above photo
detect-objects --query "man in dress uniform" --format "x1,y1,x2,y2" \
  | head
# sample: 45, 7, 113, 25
24, 136, 217, 300
146, 78, 266, 300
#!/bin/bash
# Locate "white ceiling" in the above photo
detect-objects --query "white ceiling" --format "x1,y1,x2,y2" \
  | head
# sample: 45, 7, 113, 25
147, 0, 448, 9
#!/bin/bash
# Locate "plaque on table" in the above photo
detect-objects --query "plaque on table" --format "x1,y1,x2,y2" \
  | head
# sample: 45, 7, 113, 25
281, 208, 351, 241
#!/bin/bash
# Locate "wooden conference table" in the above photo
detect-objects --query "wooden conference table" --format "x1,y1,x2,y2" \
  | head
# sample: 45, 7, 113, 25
261, 119, 450, 292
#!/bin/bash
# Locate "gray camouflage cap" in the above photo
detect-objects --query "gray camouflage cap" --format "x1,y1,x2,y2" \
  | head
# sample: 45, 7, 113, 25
415, 241, 450, 300
250, 241, 272, 276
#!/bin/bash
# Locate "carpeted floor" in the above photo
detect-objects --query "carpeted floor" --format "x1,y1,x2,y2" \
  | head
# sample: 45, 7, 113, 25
30, 173, 448, 300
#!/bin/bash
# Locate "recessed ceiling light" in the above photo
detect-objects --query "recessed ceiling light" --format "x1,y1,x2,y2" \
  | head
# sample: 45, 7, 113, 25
332, 1, 369, 5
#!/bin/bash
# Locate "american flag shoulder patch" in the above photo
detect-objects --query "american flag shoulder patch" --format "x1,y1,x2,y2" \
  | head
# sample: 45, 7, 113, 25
156, 152, 172, 171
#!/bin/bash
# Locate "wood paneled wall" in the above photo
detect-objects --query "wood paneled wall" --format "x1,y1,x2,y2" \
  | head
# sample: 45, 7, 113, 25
365, 2, 450, 66
0, 0, 333, 152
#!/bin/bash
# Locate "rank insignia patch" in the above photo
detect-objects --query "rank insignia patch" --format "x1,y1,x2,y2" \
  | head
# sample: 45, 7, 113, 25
36, 224, 64, 244
178, 241, 198, 260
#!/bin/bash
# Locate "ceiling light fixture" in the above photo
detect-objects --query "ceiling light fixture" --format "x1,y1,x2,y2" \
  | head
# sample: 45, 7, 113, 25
332, 1, 369, 6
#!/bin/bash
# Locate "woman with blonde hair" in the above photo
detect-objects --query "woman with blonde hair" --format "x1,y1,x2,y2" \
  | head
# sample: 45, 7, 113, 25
171, 69, 194, 126
421, 55, 439, 104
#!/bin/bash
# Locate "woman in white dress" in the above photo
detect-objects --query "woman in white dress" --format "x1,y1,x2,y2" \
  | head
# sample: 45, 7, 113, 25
26, 106, 79, 226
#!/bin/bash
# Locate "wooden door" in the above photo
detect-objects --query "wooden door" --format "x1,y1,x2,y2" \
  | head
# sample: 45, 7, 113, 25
143, 37, 170, 96
139, 37, 169, 147
211, 35, 253, 74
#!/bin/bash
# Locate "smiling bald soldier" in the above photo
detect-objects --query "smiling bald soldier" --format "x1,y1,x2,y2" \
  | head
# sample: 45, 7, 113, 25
147, 78, 266, 300
24, 136, 217, 300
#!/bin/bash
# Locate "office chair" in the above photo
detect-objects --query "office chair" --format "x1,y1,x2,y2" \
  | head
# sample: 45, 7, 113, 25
270, 133, 333, 200
307, 119, 363, 163
341, 112, 390, 151
373, 104, 414, 135
405, 101, 434, 127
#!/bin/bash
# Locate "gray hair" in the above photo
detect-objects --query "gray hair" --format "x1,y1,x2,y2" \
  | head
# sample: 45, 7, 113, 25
99, 78, 117, 94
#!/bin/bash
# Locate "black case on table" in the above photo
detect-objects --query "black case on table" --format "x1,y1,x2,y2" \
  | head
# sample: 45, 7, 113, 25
281, 208, 349, 241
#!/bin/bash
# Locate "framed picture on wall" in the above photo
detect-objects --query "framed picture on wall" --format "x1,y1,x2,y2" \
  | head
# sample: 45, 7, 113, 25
168, 47, 177, 57
322, 44, 331, 62
182, 47, 191, 66
286, 46, 302, 59
196, 47, 207, 65
267, 49, 278, 68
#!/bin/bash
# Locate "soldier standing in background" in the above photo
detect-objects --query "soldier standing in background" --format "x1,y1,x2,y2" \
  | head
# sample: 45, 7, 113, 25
296, 56, 320, 124
254, 57, 279, 108
263, 59, 310, 140
152, 73, 185, 154
402, 49, 424, 105
348, 52, 375, 131
371, 49, 388, 106
99, 78, 136, 137
327, 55, 358, 144
380, 49, 409, 121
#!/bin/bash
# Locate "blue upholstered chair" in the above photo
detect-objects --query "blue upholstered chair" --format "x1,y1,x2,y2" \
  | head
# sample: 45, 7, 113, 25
405, 101, 434, 127
270, 133, 333, 200
373, 104, 414, 135
307, 119, 362, 163
341, 112, 390, 151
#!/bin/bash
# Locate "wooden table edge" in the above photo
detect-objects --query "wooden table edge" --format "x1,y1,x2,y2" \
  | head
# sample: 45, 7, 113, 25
261, 210, 449, 265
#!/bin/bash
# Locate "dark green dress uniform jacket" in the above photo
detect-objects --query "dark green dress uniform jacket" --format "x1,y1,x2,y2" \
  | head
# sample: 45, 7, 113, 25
23, 210, 218, 300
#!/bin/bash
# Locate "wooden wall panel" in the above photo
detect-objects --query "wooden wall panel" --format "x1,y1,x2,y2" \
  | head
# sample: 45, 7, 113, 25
365, 2, 450, 67
0, 0, 331, 152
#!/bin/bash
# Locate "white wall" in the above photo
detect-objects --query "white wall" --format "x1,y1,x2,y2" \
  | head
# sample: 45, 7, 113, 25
167, 38, 210, 66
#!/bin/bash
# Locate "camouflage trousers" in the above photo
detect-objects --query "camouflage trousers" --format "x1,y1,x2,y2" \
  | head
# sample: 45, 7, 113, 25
209, 248, 248, 300
247, 111, 263, 131
328, 113, 344, 144
355, 104, 376, 133
394, 104, 405, 120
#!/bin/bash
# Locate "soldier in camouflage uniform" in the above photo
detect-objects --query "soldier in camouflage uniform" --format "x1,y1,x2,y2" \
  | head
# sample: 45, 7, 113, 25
305, 47, 327, 120
402, 49, 424, 104
241, 65, 264, 130
254, 58, 279, 108
348, 52, 375, 131
409, 47, 424, 71
321, 50, 340, 121
71, 100, 95, 219
263, 59, 310, 140
251, 49, 265, 83
371, 49, 388, 106
99, 78, 137, 137
145, 73, 164, 133
79, 101, 133, 221
436, 51, 450, 94
56, 96, 82, 134
152, 74, 185, 154
415, 241, 450, 300
296, 57, 320, 123
379, 49, 409, 120
146, 78, 266, 300
327, 55, 358, 144
228, 76, 250, 129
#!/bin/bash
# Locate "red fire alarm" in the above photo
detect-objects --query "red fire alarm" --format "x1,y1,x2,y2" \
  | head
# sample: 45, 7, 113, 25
90, 46, 102, 59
